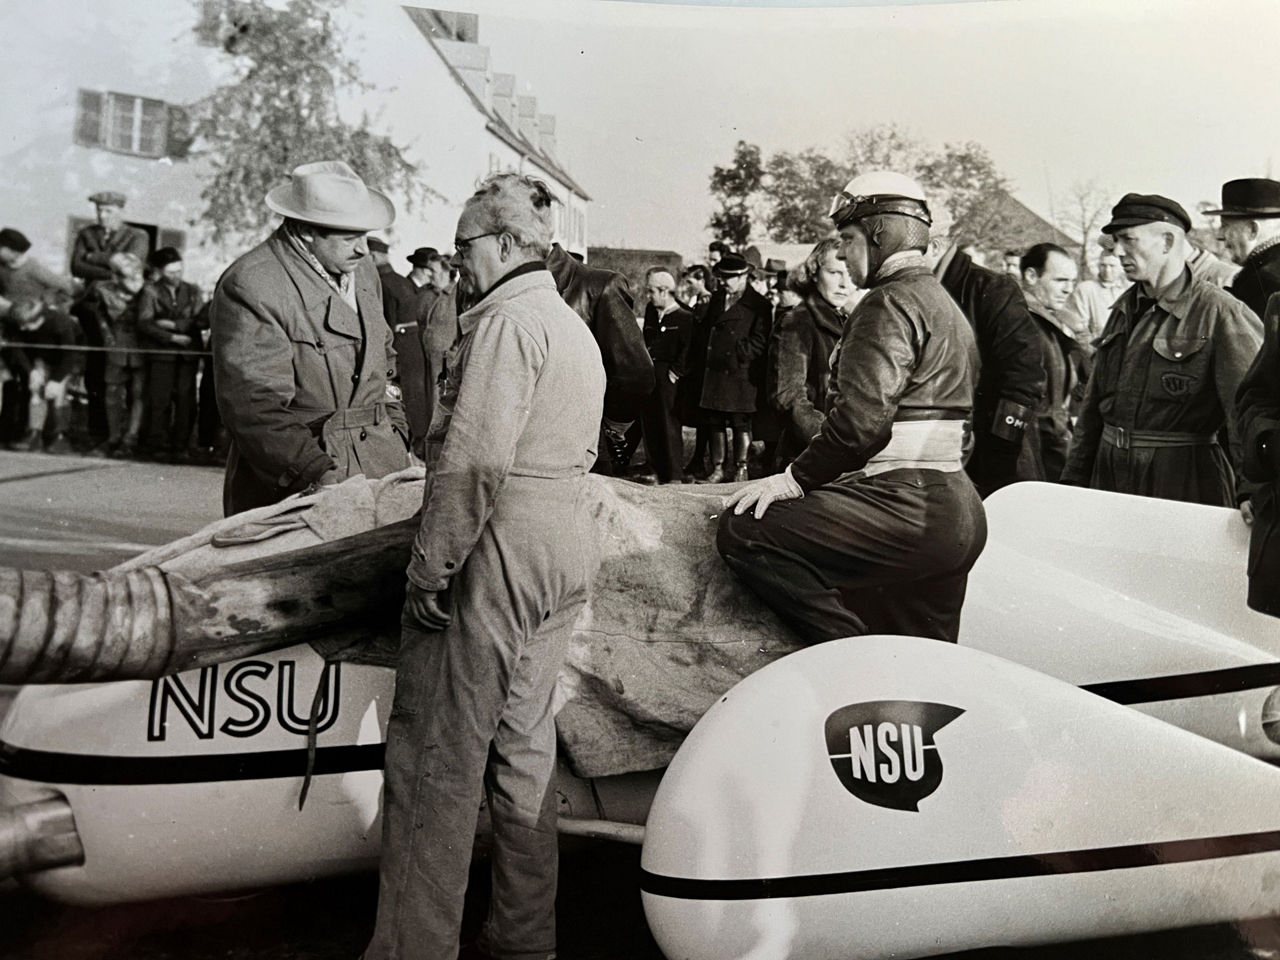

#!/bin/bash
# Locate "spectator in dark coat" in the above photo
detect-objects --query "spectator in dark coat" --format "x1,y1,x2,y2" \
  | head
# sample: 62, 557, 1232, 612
1237, 292, 1280, 617
545, 242, 654, 474
925, 204, 1046, 495
638, 267, 693, 483
1209, 178, 1280, 319
136, 247, 203, 461
1, 298, 84, 453
697, 253, 772, 482
80, 252, 148, 457
769, 238, 851, 471
1019, 243, 1081, 481
0, 228, 79, 315
70, 191, 150, 282
368, 238, 419, 329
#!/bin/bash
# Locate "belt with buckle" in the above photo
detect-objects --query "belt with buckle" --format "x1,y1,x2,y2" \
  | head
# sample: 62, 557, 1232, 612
1101, 424, 1217, 450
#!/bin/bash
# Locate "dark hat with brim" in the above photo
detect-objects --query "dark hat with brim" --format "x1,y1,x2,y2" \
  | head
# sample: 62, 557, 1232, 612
88, 190, 127, 208
713, 253, 750, 276
0, 228, 30, 253
149, 246, 182, 269
1204, 178, 1280, 218
366, 237, 390, 254
1101, 193, 1191, 234
407, 246, 439, 266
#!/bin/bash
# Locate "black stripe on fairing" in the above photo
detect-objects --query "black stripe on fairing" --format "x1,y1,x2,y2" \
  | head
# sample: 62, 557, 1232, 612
0, 741, 385, 785
639, 828, 1280, 900
5, 662, 1280, 786
1082, 661, 1280, 705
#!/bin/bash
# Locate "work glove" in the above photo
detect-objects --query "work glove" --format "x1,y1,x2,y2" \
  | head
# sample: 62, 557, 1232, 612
723, 466, 804, 520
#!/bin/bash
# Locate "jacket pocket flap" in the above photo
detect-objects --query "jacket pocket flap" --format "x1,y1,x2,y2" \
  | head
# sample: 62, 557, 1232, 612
1153, 334, 1207, 362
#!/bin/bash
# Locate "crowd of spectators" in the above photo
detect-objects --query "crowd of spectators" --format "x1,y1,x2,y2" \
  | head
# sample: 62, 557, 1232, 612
0, 190, 457, 466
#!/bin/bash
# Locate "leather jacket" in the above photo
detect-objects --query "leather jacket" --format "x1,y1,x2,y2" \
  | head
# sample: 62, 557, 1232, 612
790, 262, 978, 492
545, 244, 654, 423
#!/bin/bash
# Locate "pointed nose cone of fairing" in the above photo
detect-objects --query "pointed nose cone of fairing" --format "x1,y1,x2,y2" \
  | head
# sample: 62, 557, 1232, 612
640, 635, 1280, 960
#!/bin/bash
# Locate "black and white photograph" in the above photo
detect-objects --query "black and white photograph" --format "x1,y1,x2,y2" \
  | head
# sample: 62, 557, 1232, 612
2, 0, 1280, 957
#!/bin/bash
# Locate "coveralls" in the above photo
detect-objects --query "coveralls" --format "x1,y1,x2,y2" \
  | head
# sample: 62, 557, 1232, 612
1062, 268, 1263, 506
366, 264, 605, 960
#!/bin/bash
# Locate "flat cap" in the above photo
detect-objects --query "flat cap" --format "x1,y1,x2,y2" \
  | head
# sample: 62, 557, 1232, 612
0, 228, 31, 253
713, 253, 750, 276
1204, 178, 1280, 218
1101, 193, 1191, 234
366, 237, 389, 253
88, 190, 127, 208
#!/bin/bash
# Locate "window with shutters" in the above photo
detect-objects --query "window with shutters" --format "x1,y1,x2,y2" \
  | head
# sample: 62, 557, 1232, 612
74, 90, 189, 159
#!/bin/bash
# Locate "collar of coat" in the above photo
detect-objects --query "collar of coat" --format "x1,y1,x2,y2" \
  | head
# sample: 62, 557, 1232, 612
804, 293, 845, 338
267, 226, 380, 342
458, 265, 556, 336
1026, 296, 1078, 343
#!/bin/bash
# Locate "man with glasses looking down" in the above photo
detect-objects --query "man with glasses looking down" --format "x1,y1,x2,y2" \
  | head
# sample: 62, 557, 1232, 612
716, 171, 986, 646
363, 173, 606, 960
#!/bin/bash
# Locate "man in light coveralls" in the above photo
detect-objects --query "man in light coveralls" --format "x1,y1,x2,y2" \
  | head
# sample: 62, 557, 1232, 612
363, 173, 606, 960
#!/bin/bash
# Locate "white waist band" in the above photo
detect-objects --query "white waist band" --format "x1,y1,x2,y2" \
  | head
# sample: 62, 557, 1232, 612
861, 419, 965, 478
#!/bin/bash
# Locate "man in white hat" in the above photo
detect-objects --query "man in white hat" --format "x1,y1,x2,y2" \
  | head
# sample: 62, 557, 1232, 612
209, 160, 412, 515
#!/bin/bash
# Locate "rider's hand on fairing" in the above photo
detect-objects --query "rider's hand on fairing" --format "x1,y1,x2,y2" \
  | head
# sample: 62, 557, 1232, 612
403, 582, 452, 631
724, 466, 804, 520
1242, 499, 1255, 526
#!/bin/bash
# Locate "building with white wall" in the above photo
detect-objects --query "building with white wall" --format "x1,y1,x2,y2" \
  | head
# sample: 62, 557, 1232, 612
0, 1, 590, 290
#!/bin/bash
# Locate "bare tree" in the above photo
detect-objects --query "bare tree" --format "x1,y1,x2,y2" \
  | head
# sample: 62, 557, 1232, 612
1055, 179, 1113, 277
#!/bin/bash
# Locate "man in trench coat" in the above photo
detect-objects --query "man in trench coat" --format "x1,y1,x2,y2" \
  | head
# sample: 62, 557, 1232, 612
210, 160, 412, 516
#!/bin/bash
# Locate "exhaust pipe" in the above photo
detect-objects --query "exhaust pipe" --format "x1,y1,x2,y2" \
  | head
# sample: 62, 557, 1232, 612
0, 797, 84, 879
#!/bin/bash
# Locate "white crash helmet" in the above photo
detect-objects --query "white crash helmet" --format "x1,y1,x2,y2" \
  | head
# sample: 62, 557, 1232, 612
829, 171, 932, 229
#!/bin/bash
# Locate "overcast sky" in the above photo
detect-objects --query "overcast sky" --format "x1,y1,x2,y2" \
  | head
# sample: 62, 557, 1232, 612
442, 0, 1279, 259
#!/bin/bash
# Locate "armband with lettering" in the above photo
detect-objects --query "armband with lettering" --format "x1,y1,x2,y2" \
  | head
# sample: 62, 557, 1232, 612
990, 399, 1035, 443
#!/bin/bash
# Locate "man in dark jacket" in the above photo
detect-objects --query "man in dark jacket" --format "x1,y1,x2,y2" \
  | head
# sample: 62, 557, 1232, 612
368, 238, 419, 329
1062, 193, 1263, 508
697, 253, 772, 482
1019, 243, 1081, 481
719, 172, 985, 645
70, 191, 150, 283
638, 266, 693, 483
1236, 292, 1280, 617
1209, 178, 1280, 319
925, 204, 1046, 496
2, 298, 84, 453
136, 247, 203, 461
545, 242, 654, 474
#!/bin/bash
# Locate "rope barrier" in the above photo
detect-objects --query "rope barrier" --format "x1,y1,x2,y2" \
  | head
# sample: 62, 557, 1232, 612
0, 341, 211, 358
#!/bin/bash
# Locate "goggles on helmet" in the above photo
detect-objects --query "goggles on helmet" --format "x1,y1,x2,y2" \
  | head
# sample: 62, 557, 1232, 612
829, 192, 931, 229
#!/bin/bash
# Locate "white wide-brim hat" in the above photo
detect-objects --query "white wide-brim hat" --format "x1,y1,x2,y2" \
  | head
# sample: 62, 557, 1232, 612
265, 160, 396, 232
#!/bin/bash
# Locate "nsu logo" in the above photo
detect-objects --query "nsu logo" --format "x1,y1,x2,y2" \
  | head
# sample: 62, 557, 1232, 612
824, 700, 963, 812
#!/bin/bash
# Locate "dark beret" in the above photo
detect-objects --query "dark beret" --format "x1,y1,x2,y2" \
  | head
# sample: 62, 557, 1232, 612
1101, 193, 1191, 234
0, 228, 31, 253
406, 246, 440, 266
366, 237, 389, 254
149, 246, 183, 269
714, 253, 750, 276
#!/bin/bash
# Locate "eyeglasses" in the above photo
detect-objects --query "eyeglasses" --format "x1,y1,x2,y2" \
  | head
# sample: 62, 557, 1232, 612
452, 231, 503, 253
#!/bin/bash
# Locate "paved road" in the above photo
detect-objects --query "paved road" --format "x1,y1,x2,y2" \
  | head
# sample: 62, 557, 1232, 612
0, 451, 1277, 959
